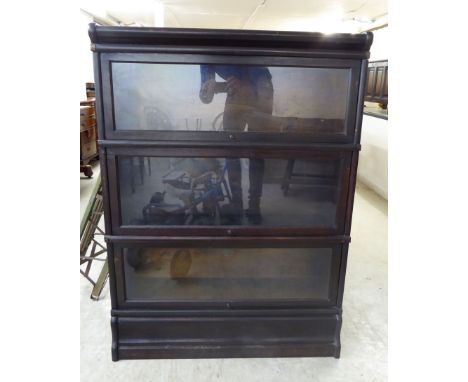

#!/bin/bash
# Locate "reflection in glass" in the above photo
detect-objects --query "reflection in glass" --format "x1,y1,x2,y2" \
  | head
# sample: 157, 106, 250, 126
123, 247, 333, 301
112, 63, 349, 134
118, 156, 342, 227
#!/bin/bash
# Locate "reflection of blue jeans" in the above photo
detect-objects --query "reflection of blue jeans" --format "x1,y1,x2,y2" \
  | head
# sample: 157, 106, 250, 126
222, 76, 273, 207
225, 158, 264, 207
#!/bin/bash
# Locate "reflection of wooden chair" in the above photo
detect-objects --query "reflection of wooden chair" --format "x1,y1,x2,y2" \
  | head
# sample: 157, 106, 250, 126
212, 112, 224, 131
145, 106, 172, 130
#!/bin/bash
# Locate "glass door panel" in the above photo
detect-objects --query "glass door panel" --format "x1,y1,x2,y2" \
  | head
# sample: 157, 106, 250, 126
120, 246, 338, 304
116, 155, 345, 230
111, 63, 350, 137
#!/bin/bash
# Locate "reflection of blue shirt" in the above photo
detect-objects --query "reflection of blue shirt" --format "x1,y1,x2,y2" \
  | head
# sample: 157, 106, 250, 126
200, 65, 271, 87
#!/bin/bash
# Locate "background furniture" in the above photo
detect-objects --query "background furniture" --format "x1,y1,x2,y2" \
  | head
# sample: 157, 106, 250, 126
86, 82, 96, 99
89, 23, 372, 361
365, 59, 388, 107
80, 83, 99, 177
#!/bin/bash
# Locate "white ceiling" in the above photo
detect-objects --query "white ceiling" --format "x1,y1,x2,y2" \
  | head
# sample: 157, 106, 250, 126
81, 0, 387, 33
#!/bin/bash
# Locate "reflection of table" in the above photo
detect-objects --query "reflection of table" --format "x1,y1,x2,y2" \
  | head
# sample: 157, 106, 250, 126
281, 159, 338, 197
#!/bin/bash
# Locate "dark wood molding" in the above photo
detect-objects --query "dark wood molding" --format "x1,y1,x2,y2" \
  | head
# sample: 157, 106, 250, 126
89, 23, 373, 58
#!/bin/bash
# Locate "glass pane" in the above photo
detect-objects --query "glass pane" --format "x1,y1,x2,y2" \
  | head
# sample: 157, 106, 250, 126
118, 156, 342, 228
112, 63, 349, 135
123, 246, 334, 301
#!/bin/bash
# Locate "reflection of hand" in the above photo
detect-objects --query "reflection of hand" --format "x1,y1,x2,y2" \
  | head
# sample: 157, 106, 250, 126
199, 79, 216, 104
226, 76, 241, 96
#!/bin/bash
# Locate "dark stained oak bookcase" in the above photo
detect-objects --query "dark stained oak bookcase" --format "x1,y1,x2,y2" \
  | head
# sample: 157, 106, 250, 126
88, 23, 372, 361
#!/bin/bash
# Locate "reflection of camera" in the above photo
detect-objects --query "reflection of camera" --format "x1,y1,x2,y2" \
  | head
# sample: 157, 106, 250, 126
214, 82, 227, 94
200, 81, 228, 104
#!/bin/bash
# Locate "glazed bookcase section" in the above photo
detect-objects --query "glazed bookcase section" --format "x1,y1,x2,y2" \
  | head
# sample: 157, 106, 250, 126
111, 242, 342, 308
100, 54, 361, 143
104, 148, 352, 236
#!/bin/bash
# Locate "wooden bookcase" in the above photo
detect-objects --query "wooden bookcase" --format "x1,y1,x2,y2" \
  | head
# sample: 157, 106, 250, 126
89, 23, 372, 361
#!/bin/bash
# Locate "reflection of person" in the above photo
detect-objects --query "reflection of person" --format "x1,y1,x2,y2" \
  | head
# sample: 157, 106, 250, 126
199, 65, 273, 224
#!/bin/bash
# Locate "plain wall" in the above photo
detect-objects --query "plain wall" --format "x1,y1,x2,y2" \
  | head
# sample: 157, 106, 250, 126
357, 26, 388, 200
358, 115, 388, 199
369, 26, 388, 61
